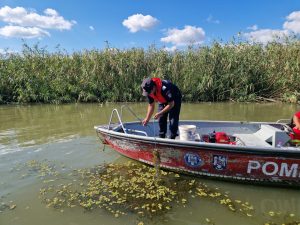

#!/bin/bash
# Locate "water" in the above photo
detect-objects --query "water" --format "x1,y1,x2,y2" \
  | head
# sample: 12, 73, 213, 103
0, 102, 299, 225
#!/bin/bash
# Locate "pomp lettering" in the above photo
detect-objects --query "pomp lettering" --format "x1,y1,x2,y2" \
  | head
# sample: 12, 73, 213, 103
247, 160, 299, 178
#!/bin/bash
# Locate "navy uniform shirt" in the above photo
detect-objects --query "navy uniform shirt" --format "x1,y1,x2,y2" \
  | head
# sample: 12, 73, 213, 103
147, 80, 182, 104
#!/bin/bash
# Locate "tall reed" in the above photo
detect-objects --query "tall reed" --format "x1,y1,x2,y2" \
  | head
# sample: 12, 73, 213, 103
0, 40, 299, 104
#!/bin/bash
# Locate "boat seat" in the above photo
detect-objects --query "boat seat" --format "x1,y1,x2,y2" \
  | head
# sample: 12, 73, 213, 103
254, 124, 290, 147
233, 133, 271, 147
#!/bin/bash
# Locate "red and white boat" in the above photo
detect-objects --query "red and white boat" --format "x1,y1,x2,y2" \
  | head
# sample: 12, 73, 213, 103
94, 106, 300, 187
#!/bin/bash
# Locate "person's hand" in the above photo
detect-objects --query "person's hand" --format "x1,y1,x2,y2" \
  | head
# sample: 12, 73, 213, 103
142, 118, 149, 126
154, 112, 162, 120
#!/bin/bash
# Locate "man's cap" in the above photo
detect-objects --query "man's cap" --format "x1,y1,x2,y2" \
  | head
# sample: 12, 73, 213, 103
141, 78, 154, 96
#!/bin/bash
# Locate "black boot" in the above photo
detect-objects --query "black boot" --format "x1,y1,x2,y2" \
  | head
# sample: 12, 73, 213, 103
159, 133, 166, 138
170, 134, 177, 139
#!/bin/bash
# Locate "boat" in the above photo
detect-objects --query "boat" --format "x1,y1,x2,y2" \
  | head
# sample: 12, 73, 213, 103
94, 105, 300, 187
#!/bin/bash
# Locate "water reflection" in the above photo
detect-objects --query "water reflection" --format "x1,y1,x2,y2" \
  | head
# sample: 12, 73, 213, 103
259, 197, 300, 213
202, 177, 300, 214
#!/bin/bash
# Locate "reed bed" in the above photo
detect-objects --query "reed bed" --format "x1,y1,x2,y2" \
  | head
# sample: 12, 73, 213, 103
0, 40, 300, 104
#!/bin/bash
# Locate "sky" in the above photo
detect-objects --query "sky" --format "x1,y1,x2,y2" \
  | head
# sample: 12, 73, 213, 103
0, 0, 300, 53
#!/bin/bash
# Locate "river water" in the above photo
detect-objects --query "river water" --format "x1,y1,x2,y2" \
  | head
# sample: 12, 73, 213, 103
0, 102, 299, 225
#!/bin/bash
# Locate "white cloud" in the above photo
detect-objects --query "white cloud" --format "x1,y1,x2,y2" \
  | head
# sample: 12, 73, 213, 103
283, 11, 300, 34
161, 25, 205, 46
243, 29, 289, 44
163, 46, 177, 52
206, 15, 220, 24
44, 8, 58, 17
247, 24, 258, 31
0, 6, 76, 30
0, 25, 50, 38
243, 11, 300, 44
122, 14, 158, 33
89, 26, 95, 31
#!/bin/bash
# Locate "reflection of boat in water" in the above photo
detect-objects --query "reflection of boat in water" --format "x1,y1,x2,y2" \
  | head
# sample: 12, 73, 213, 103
94, 106, 300, 187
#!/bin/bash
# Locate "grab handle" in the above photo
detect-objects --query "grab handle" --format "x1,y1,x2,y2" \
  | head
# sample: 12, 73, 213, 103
108, 105, 149, 136
108, 109, 127, 134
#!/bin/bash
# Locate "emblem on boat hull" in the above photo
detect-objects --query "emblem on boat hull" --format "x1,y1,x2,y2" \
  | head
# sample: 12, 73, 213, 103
212, 155, 227, 170
184, 152, 202, 167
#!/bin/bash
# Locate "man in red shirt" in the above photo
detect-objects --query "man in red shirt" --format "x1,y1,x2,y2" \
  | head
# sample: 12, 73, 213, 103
141, 77, 182, 139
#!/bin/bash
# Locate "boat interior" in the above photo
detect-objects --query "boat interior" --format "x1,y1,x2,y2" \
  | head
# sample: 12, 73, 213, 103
100, 106, 298, 148
114, 121, 294, 147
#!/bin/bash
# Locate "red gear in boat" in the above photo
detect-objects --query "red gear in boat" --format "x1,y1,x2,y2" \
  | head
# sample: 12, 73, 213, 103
215, 132, 230, 144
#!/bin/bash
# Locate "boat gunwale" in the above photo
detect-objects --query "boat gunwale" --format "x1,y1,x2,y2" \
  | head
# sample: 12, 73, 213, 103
94, 120, 300, 157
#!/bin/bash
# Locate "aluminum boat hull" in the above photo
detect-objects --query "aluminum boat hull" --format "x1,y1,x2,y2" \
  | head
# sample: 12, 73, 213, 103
95, 120, 300, 187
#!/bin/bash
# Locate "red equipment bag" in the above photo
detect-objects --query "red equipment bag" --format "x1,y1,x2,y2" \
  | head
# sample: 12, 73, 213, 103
215, 132, 230, 144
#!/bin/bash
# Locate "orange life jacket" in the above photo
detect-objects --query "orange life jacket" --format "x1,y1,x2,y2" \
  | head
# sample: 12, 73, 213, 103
149, 78, 167, 104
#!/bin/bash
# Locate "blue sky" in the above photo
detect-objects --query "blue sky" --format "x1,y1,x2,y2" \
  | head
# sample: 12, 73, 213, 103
0, 0, 300, 53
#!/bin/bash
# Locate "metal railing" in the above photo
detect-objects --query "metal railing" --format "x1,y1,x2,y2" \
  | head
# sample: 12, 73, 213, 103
276, 119, 291, 124
108, 105, 148, 136
108, 108, 127, 133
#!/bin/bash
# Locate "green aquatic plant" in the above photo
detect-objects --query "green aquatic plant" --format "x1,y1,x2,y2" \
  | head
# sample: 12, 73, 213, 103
40, 162, 198, 217
25, 159, 59, 178
37, 161, 259, 219
262, 211, 300, 225
20, 159, 299, 223
195, 185, 254, 216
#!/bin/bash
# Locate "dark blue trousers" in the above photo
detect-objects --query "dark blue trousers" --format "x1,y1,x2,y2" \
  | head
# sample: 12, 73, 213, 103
158, 100, 181, 139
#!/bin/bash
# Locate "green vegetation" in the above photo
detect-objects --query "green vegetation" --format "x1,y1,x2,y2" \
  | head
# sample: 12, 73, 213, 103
5, 159, 299, 224
23, 160, 298, 224
0, 39, 300, 104
39, 162, 258, 220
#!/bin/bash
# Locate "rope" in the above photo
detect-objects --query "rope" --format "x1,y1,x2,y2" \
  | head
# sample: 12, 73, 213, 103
122, 104, 155, 135
152, 118, 161, 179
121, 104, 160, 177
